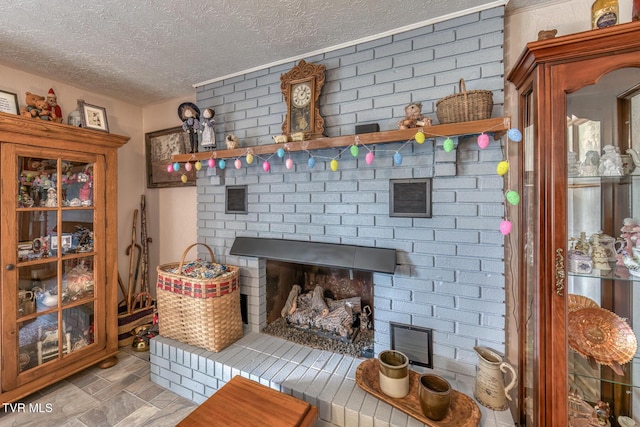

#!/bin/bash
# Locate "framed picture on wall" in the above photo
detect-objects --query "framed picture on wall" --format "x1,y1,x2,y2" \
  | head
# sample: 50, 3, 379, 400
0, 90, 19, 115
145, 126, 196, 188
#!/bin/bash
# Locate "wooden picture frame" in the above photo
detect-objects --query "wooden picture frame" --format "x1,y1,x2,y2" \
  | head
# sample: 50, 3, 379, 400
0, 90, 19, 115
145, 126, 196, 188
79, 101, 109, 132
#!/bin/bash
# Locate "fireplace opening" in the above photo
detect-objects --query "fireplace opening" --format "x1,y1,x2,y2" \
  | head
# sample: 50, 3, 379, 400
262, 260, 375, 358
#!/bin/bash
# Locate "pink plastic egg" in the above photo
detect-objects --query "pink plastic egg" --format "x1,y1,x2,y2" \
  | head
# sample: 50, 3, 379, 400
477, 133, 490, 149
263, 161, 271, 172
285, 158, 294, 169
208, 158, 216, 168
365, 152, 374, 165
166, 164, 174, 173
185, 162, 193, 172
234, 159, 242, 169
499, 220, 512, 235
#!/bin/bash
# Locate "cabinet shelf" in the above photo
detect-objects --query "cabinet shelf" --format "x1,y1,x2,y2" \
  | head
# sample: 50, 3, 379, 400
171, 117, 511, 163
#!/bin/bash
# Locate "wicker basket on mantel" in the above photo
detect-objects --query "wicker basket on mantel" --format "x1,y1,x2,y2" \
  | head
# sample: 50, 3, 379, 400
436, 78, 493, 124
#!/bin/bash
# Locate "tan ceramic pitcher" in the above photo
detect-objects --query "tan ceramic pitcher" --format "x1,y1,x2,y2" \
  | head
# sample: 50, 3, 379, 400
473, 346, 517, 411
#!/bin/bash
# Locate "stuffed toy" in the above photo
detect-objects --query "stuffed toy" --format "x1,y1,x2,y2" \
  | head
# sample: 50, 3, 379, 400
34, 99, 52, 121
397, 102, 431, 129
21, 92, 47, 119
225, 134, 239, 150
46, 88, 63, 123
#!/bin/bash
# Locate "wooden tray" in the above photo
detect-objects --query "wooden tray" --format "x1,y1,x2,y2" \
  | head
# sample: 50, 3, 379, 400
355, 359, 481, 427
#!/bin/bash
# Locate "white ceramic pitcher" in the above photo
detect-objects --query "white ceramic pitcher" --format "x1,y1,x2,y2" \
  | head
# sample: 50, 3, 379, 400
473, 346, 517, 411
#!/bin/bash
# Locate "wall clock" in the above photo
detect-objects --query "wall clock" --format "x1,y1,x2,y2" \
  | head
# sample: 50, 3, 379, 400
280, 60, 325, 139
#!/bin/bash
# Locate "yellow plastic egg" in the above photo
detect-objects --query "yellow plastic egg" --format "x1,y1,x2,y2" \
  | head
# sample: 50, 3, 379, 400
194, 161, 202, 171
246, 153, 254, 164
496, 161, 509, 176
415, 131, 425, 144
181, 174, 188, 183
330, 159, 339, 171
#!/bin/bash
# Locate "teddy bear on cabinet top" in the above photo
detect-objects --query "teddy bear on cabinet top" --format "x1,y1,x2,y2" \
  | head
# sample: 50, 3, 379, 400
20, 92, 52, 121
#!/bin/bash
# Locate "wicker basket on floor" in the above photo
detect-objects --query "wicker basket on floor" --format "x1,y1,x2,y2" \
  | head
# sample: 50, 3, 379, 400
436, 78, 493, 124
156, 243, 242, 352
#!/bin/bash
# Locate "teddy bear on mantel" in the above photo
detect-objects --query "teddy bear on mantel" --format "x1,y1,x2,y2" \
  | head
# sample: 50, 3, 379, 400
397, 102, 432, 129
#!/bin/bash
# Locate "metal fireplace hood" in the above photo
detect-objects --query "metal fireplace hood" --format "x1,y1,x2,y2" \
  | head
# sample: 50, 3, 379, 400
230, 237, 396, 274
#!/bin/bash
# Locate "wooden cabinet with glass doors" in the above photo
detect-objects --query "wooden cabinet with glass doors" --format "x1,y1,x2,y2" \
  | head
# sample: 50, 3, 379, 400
0, 113, 128, 403
508, 22, 640, 426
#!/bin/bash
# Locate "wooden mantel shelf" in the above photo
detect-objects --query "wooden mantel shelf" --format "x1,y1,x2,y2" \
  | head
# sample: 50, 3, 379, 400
171, 117, 511, 162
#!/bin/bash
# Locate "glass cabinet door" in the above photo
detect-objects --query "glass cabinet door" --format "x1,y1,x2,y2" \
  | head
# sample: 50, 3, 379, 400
2, 145, 103, 389
566, 68, 640, 424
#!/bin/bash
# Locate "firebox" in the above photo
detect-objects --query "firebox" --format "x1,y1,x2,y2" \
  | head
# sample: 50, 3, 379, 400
230, 237, 396, 357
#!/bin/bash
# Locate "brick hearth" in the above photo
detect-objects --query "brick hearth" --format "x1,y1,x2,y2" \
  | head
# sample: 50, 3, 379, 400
150, 332, 514, 427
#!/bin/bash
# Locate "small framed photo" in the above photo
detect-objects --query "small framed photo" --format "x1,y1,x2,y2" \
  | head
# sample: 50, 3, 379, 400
0, 90, 19, 115
145, 126, 196, 188
79, 101, 109, 132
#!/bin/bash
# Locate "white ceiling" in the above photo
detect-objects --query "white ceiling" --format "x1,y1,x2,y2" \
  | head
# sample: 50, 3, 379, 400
0, 0, 555, 106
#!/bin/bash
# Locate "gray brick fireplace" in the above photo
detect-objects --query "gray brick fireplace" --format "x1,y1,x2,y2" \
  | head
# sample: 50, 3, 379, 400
151, 6, 512, 426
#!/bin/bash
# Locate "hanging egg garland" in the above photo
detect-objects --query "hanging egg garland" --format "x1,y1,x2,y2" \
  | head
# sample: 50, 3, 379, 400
477, 133, 490, 149
218, 159, 226, 170
350, 145, 359, 157
234, 159, 242, 169
173, 162, 180, 171
500, 219, 512, 235
308, 157, 316, 168
415, 131, 426, 144
276, 147, 285, 158
507, 128, 523, 142
506, 190, 520, 205
246, 153, 254, 164
443, 137, 454, 153
496, 160, 509, 176
195, 160, 202, 171
330, 159, 339, 172
285, 158, 294, 169
263, 160, 271, 172
185, 162, 193, 172
166, 163, 174, 173
208, 158, 216, 168
393, 152, 402, 166
365, 152, 374, 165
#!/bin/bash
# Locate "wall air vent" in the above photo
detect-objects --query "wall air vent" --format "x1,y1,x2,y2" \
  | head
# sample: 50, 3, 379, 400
389, 178, 432, 218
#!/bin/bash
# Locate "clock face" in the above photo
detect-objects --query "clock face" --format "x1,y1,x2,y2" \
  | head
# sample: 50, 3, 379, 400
292, 83, 312, 108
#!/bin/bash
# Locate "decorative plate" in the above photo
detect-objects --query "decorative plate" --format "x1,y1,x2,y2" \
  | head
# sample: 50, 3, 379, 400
568, 294, 599, 313
568, 307, 638, 368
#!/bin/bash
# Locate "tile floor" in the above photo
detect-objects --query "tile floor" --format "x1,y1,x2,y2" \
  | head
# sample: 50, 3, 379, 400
0, 346, 197, 427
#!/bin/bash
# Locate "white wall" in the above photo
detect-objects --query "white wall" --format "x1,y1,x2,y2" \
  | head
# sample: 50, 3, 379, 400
142, 98, 198, 292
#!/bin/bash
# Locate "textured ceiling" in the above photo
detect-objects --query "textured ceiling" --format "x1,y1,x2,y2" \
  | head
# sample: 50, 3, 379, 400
0, 0, 554, 106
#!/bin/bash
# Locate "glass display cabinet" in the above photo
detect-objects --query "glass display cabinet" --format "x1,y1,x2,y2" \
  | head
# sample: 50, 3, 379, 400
0, 113, 128, 402
508, 21, 640, 426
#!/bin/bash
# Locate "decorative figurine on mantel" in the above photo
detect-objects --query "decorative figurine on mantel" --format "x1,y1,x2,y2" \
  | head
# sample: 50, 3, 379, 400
200, 108, 216, 149
225, 134, 239, 150
178, 102, 200, 153
397, 102, 432, 129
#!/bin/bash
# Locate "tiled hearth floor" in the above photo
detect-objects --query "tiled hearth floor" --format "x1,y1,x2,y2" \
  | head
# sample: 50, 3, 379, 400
0, 335, 515, 427
0, 346, 198, 426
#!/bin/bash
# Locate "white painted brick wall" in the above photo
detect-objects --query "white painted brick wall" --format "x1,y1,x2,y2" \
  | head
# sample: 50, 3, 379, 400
194, 7, 507, 379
